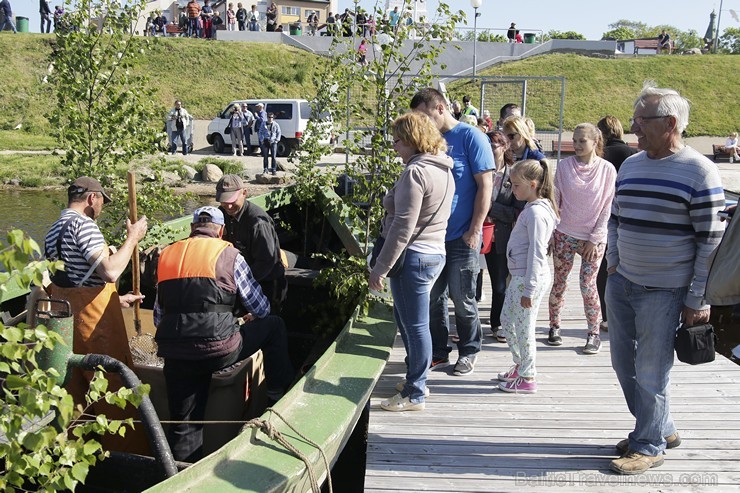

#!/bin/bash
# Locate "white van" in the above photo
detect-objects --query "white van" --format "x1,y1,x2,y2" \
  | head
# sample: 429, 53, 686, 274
206, 99, 332, 157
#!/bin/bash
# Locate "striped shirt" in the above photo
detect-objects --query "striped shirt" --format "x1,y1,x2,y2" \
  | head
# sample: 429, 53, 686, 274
44, 209, 106, 287
153, 254, 269, 326
606, 146, 725, 310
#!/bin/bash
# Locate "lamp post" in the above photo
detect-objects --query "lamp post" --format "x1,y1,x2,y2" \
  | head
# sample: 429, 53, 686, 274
470, 0, 482, 76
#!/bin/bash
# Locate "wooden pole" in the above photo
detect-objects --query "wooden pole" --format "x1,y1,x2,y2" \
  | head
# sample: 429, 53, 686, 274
127, 170, 142, 336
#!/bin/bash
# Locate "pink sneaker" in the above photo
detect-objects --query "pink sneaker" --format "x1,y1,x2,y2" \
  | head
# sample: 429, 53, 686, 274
498, 377, 537, 394
497, 365, 519, 382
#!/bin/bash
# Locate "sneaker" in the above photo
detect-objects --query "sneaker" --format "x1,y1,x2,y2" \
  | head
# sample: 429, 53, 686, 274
497, 365, 519, 382
395, 380, 431, 397
615, 432, 681, 456
430, 356, 450, 369
494, 327, 507, 343
263, 168, 268, 174
380, 393, 424, 412
600, 320, 608, 332
498, 377, 537, 394
271, 170, 277, 176
453, 354, 477, 376
547, 327, 563, 346
583, 332, 601, 354
610, 451, 664, 475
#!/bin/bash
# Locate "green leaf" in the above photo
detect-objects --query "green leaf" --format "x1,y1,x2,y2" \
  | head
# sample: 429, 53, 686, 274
71, 462, 89, 482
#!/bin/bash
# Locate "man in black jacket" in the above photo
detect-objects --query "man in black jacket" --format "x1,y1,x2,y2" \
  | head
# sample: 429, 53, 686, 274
217, 174, 287, 312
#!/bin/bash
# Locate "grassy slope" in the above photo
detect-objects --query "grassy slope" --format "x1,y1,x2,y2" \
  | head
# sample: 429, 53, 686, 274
468, 53, 739, 137
0, 35, 322, 148
0, 36, 738, 149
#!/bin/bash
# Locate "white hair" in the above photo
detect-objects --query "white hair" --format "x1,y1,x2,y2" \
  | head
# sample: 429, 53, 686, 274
634, 80, 690, 134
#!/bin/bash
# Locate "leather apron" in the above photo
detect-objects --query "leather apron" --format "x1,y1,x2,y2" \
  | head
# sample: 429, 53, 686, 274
49, 282, 150, 455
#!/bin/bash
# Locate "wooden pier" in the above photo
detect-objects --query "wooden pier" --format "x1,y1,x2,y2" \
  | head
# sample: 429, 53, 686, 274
365, 259, 740, 492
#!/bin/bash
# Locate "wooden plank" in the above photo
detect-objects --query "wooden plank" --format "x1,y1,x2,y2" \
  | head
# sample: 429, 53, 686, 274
365, 256, 740, 492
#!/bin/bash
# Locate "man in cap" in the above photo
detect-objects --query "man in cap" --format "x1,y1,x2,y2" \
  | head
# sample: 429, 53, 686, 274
253, 102, 267, 138
43, 176, 149, 454
153, 206, 293, 462
216, 174, 287, 312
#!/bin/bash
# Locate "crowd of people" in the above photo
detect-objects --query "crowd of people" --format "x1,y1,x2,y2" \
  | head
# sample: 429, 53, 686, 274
367, 83, 728, 477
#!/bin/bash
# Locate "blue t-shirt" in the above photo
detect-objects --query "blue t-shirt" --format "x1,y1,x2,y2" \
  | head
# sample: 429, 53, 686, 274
443, 123, 494, 241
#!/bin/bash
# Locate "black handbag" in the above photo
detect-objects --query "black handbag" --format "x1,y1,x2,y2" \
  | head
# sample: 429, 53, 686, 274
369, 168, 450, 278
675, 323, 716, 365
224, 125, 231, 135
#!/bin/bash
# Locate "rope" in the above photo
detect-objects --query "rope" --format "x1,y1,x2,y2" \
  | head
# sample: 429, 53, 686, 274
84, 410, 335, 491
244, 408, 334, 493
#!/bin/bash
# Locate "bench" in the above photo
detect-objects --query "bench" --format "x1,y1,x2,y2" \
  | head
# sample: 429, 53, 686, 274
634, 38, 674, 54
552, 141, 639, 154
713, 144, 736, 163
165, 24, 185, 36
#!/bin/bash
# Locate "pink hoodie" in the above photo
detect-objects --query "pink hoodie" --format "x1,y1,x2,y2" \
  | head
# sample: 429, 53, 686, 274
554, 156, 616, 244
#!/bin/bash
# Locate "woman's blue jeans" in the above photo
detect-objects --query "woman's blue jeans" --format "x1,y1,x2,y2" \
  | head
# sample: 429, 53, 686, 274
389, 249, 445, 403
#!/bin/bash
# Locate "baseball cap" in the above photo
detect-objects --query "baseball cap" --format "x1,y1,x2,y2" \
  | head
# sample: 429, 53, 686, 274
192, 206, 225, 225
216, 174, 244, 203
68, 176, 112, 203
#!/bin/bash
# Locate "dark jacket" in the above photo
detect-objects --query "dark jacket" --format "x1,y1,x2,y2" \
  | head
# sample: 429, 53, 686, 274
488, 165, 527, 254
603, 138, 638, 173
220, 202, 285, 283
155, 230, 242, 360
40, 0, 51, 15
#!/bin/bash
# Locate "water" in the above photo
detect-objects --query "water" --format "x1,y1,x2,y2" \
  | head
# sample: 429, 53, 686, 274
0, 189, 212, 245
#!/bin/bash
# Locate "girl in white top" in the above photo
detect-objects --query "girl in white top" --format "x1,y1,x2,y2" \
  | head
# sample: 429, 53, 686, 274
497, 159, 559, 394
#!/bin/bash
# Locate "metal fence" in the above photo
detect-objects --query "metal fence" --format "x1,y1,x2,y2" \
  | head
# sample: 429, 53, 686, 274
340, 75, 566, 161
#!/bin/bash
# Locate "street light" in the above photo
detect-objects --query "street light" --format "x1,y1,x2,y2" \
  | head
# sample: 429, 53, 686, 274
470, 0, 482, 76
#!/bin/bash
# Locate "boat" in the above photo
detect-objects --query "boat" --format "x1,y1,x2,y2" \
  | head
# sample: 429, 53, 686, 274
1, 186, 397, 492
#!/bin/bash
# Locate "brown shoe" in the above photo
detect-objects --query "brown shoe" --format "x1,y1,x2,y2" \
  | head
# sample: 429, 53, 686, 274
610, 451, 664, 475
615, 432, 681, 455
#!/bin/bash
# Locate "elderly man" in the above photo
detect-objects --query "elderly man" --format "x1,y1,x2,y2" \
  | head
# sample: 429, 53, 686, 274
154, 206, 292, 462
410, 88, 494, 376
216, 174, 287, 312
606, 82, 725, 474
44, 176, 148, 453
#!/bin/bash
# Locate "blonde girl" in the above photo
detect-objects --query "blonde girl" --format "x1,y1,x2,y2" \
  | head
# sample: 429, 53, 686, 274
547, 123, 616, 354
497, 159, 559, 394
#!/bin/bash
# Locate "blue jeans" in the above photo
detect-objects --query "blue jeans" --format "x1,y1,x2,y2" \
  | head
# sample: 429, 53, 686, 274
261, 140, 278, 171
0, 18, 17, 33
606, 272, 685, 456
390, 250, 445, 403
170, 129, 187, 154
429, 235, 482, 359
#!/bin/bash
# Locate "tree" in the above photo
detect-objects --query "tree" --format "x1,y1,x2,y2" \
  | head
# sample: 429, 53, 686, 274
0, 230, 146, 492
293, 2, 464, 304
608, 19, 650, 38
50, 0, 182, 246
719, 27, 740, 53
601, 27, 636, 40
546, 30, 585, 40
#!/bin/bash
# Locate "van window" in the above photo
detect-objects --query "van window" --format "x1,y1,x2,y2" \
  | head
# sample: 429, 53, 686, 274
266, 104, 293, 120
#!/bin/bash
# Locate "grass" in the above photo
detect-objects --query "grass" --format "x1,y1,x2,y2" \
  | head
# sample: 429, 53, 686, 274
0, 154, 63, 187
0, 35, 738, 152
450, 53, 739, 137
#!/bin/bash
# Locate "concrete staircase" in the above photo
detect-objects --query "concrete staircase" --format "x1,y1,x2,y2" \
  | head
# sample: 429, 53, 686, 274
215, 31, 617, 76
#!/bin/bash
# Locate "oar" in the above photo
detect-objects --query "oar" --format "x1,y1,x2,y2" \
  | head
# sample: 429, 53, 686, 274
127, 170, 142, 337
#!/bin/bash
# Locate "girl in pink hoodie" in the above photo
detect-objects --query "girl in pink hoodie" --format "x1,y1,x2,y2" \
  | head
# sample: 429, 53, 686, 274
547, 123, 616, 354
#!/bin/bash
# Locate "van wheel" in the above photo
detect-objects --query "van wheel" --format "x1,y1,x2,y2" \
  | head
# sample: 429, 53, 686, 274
213, 134, 225, 154
276, 139, 291, 157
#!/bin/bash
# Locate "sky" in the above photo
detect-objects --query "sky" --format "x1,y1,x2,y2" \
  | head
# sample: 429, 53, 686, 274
9, 0, 740, 38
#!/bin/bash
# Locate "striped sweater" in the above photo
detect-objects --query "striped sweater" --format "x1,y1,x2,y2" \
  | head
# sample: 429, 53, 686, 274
606, 146, 725, 310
